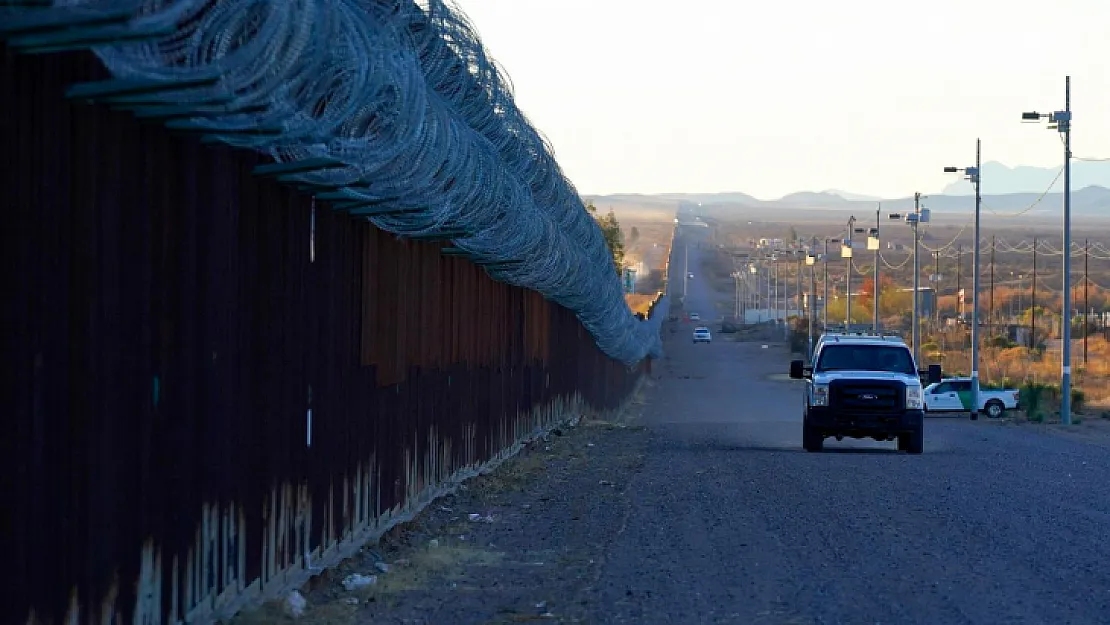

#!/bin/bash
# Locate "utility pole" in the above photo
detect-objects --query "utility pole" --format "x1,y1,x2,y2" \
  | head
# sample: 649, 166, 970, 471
957, 245, 962, 318
989, 238, 995, 336
934, 251, 941, 326
1032, 237, 1037, 349
873, 207, 880, 333
1085, 239, 1089, 364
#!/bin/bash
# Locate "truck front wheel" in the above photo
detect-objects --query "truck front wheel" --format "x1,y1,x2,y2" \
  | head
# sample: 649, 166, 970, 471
898, 427, 924, 454
803, 422, 824, 452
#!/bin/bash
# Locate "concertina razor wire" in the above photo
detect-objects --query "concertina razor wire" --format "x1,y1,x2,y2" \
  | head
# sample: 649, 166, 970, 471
2, 0, 668, 366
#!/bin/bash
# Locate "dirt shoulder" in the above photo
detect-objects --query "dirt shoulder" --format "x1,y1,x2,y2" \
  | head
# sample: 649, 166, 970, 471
986, 409, 1110, 449
229, 382, 657, 625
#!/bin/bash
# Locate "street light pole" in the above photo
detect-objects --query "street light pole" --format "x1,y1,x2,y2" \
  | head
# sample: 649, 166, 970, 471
796, 252, 803, 318
873, 206, 880, 333
846, 217, 857, 329
911, 193, 921, 366
808, 236, 817, 359
972, 141, 983, 421
823, 239, 830, 332
944, 140, 983, 420
683, 244, 689, 301
1022, 76, 1073, 425
779, 255, 788, 340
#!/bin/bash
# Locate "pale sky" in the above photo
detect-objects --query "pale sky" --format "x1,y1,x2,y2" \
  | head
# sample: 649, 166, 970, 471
454, 0, 1110, 200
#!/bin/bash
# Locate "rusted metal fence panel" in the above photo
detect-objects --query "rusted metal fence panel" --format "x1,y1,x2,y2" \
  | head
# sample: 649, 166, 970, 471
1, 47, 655, 625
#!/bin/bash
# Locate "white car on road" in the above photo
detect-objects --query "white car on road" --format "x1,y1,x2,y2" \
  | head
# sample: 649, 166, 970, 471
692, 327, 712, 343
924, 377, 1020, 418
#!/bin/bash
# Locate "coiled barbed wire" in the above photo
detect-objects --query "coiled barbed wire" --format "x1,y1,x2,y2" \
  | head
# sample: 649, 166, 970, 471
2, 0, 666, 365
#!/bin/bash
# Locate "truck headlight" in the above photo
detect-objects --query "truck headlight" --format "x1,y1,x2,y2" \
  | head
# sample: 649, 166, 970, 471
906, 386, 923, 409
812, 384, 829, 406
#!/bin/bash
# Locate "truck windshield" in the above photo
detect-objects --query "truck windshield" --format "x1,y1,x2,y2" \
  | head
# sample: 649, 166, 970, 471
815, 344, 916, 376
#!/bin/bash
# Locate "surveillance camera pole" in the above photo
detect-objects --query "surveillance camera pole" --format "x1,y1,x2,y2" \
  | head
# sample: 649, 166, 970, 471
1021, 76, 1073, 425
1061, 78, 1073, 425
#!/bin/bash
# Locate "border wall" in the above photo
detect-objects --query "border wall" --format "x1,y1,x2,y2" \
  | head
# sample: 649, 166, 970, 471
1, 47, 660, 624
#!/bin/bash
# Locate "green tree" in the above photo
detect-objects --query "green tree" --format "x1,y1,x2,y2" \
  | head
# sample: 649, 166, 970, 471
586, 200, 625, 274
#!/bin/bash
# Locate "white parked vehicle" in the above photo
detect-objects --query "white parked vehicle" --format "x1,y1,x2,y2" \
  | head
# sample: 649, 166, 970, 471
692, 327, 712, 343
923, 377, 1020, 418
689, 312, 701, 321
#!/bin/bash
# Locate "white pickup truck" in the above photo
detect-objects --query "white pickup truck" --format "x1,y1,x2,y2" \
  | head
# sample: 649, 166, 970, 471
923, 377, 1020, 418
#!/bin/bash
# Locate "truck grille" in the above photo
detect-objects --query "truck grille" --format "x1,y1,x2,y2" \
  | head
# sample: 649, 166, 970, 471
829, 380, 903, 412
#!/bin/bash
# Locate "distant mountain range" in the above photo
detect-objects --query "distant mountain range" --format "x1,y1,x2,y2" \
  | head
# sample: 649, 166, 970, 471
586, 183, 1110, 219
942, 161, 1110, 195
585, 162, 1110, 217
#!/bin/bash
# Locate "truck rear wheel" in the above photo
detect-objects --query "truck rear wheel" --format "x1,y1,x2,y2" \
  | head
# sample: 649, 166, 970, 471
985, 400, 1004, 418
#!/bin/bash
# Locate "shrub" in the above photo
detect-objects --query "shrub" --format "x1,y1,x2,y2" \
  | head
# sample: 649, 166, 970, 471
1020, 382, 1052, 422
1072, 388, 1087, 412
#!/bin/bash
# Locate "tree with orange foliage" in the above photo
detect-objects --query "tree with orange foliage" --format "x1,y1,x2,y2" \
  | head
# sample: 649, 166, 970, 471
858, 274, 896, 298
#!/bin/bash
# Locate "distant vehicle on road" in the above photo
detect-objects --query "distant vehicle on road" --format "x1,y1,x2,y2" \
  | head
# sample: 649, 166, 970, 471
790, 333, 942, 454
924, 378, 1020, 418
692, 327, 712, 343
688, 312, 701, 321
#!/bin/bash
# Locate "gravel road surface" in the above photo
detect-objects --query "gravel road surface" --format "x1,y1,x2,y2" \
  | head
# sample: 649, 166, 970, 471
585, 230, 1110, 624
241, 226, 1110, 625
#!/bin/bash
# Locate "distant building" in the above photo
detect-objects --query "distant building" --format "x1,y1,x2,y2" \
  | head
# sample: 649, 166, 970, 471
898, 287, 936, 318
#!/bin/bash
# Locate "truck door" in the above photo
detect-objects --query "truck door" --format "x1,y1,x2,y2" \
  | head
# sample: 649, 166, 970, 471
927, 382, 961, 411
952, 380, 974, 411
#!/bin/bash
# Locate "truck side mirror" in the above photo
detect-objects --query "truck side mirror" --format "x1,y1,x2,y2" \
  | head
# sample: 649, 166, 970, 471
789, 359, 804, 379
927, 364, 942, 385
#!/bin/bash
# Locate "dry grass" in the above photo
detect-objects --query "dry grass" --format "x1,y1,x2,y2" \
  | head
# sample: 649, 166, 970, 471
233, 542, 507, 625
